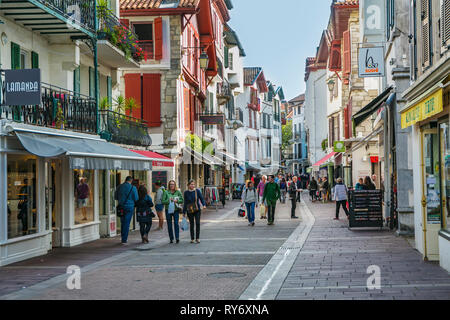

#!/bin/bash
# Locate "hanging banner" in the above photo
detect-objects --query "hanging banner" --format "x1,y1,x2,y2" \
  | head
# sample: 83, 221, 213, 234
358, 47, 385, 77
363, 0, 386, 39
4, 69, 41, 106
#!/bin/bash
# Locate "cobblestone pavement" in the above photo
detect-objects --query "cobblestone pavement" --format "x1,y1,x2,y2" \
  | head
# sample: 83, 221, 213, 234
276, 194, 450, 300
0, 199, 301, 300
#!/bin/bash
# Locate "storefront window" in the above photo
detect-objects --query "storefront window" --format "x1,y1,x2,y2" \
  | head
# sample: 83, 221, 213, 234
73, 169, 95, 225
440, 121, 450, 232
99, 171, 106, 216
7, 154, 38, 239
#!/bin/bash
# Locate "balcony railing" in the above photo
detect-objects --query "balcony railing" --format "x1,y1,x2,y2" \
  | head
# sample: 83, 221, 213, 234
97, 7, 144, 63
0, 83, 97, 134
138, 40, 154, 60
38, 0, 95, 31
217, 81, 232, 105
99, 110, 152, 147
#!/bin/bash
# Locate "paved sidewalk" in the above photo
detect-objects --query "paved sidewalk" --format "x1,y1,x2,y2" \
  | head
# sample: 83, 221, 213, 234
276, 195, 450, 300
0, 201, 240, 297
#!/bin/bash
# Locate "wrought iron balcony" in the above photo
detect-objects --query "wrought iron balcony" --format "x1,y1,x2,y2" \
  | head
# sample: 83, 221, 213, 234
97, 6, 144, 66
99, 110, 152, 147
0, 83, 97, 134
217, 81, 232, 105
0, 0, 96, 38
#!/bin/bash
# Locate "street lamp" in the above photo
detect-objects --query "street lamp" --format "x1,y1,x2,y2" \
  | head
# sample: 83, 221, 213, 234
199, 50, 209, 71
327, 78, 335, 93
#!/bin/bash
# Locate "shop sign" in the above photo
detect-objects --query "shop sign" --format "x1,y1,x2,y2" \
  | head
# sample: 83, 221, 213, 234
401, 89, 443, 129
363, 0, 385, 39
370, 156, 379, 163
199, 114, 225, 125
4, 69, 41, 106
358, 47, 385, 77
333, 141, 346, 153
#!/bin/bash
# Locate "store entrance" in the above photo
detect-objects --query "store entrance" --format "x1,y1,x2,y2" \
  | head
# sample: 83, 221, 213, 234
421, 128, 441, 260
46, 160, 62, 248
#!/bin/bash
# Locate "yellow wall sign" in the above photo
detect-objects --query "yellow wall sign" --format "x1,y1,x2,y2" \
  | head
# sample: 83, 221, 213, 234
401, 89, 443, 129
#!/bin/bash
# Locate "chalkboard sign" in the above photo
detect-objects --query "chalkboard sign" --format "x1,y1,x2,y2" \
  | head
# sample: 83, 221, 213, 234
152, 171, 168, 192
348, 190, 383, 228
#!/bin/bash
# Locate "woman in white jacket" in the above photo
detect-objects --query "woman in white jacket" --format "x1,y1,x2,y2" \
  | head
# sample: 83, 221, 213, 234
333, 178, 350, 220
242, 181, 258, 226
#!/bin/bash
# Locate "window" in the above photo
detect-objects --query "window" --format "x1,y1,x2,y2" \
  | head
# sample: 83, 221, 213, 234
7, 154, 37, 239
421, 0, 432, 69
229, 52, 233, 70
440, 121, 449, 232
411, 0, 418, 81
133, 22, 155, 59
441, 0, 450, 51
73, 169, 95, 225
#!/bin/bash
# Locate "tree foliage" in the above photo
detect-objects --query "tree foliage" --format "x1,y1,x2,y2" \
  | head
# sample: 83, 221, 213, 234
281, 121, 293, 154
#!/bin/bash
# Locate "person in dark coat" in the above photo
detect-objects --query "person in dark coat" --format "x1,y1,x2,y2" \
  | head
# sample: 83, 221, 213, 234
183, 180, 206, 243
363, 176, 376, 190
136, 185, 154, 243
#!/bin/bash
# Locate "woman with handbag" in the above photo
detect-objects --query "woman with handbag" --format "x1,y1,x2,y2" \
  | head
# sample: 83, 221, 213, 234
183, 180, 206, 244
136, 185, 154, 243
162, 180, 184, 244
241, 181, 258, 226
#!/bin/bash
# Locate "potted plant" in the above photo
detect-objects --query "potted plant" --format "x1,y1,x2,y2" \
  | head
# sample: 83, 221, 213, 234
55, 102, 66, 130
99, 96, 110, 111
97, 0, 109, 39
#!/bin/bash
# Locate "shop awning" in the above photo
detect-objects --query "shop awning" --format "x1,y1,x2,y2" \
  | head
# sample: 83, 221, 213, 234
13, 131, 152, 171
344, 127, 383, 155
312, 152, 339, 169
352, 86, 394, 130
130, 150, 174, 168
246, 163, 262, 171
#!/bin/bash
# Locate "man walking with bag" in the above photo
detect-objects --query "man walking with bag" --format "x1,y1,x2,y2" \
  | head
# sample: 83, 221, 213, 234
262, 175, 281, 225
289, 177, 299, 219
333, 178, 350, 220
115, 176, 138, 244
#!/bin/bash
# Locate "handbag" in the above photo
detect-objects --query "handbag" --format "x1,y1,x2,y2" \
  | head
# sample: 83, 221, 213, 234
117, 185, 133, 218
187, 189, 199, 214
168, 201, 175, 214
238, 204, 246, 217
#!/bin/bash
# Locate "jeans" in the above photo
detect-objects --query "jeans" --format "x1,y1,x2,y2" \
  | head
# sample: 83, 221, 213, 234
291, 198, 297, 217
336, 200, 349, 219
296, 191, 301, 202
245, 202, 256, 223
280, 190, 286, 203
166, 211, 180, 241
139, 220, 152, 238
120, 209, 134, 243
187, 211, 201, 240
267, 204, 276, 223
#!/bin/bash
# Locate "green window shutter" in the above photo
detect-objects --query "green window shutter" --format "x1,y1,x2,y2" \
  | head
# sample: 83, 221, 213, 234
224, 46, 229, 68
97, 71, 100, 99
74, 66, 81, 95
107, 76, 112, 107
11, 42, 20, 69
31, 51, 39, 69
89, 67, 95, 98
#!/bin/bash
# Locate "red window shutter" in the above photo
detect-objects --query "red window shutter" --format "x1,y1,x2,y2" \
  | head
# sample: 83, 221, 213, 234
120, 19, 130, 28
190, 91, 195, 133
343, 30, 351, 81
344, 107, 349, 139
143, 73, 162, 127
183, 87, 190, 131
328, 40, 342, 71
154, 17, 163, 60
124, 73, 141, 119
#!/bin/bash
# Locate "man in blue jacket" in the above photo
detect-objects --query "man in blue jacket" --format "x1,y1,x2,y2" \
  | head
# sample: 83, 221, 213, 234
115, 176, 138, 244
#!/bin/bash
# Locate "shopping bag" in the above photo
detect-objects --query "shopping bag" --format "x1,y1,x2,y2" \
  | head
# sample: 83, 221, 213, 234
181, 217, 189, 231
238, 206, 246, 217
168, 201, 175, 214
259, 204, 266, 217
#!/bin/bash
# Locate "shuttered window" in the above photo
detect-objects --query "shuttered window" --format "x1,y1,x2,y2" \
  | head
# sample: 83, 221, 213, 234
143, 74, 162, 127
31, 51, 39, 68
154, 17, 163, 60
224, 46, 229, 68
89, 67, 95, 98
411, 0, 418, 81
343, 30, 351, 82
74, 66, 81, 96
421, 0, 432, 69
328, 40, 342, 71
107, 76, 112, 107
441, 0, 450, 50
124, 73, 141, 119
11, 42, 20, 69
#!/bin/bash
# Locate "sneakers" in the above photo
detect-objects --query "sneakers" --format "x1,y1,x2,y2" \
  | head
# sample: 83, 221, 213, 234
252, 222, 255, 227
170, 240, 174, 243
196, 239, 200, 243
176, 239, 180, 244
191, 240, 195, 243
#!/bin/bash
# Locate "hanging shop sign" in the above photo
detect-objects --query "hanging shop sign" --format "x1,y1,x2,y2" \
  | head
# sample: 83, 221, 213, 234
400, 88, 443, 129
200, 114, 225, 125
4, 69, 41, 106
363, 0, 385, 39
333, 141, 346, 153
358, 47, 385, 77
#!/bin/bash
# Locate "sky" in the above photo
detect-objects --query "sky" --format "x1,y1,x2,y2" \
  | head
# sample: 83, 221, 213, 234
228, 0, 331, 101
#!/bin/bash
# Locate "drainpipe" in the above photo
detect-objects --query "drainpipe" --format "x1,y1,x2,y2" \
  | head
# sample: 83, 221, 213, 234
94, 3, 100, 134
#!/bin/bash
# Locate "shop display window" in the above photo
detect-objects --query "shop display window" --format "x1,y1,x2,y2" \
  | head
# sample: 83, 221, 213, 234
7, 154, 38, 239
73, 169, 95, 225
440, 121, 450, 232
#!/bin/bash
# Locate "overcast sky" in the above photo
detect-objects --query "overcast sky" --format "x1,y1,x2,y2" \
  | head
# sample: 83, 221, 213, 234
229, 0, 331, 101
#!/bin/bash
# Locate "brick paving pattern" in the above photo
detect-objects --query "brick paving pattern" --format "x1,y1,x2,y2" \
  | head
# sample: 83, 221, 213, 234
276, 195, 450, 300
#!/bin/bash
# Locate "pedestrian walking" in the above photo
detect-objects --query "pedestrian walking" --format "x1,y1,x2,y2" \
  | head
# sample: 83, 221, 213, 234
279, 178, 287, 203
154, 181, 165, 230
308, 177, 318, 202
115, 176, 138, 245
295, 175, 302, 203
321, 177, 329, 202
162, 180, 184, 244
333, 178, 350, 220
136, 185, 154, 243
262, 175, 281, 225
289, 177, 299, 219
257, 175, 268, 219
355, 178, 364, 190
183, 180, 206, 244
363, 176, 376, 190
241, 181, 258, 226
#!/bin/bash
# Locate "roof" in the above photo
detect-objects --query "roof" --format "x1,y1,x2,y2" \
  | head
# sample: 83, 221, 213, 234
120, 0, 200, 10
224, 24, 246, 57
289, 94, 305, 104
244, 67, 262, 86
275, 87, 285, 100
286, 110, 293, 120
